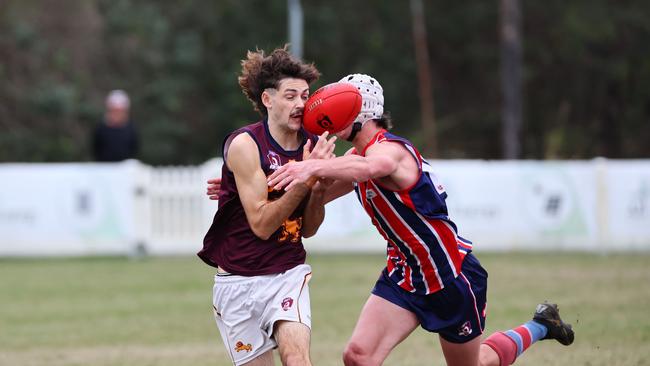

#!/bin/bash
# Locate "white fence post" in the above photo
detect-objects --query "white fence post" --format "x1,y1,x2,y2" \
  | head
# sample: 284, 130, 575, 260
594, 157, 609, 253
128, 160, 152, 257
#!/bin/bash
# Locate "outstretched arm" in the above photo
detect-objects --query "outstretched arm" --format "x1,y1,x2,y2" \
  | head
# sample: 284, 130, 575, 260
268, 144, 399, 192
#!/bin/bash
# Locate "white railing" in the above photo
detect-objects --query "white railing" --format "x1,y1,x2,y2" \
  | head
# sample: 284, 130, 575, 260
139, 165, 209, 254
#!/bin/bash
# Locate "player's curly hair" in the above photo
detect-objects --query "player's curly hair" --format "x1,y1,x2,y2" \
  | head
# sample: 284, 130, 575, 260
238, 45, 320, 116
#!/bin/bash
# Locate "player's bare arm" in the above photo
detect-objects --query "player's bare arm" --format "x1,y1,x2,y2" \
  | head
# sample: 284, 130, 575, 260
227, 133, 311, 240
301, 131, 337, 237
317, 146, 361, 204
206, 178, 354, 209
206, 157, 350, 202
268, 141, 405, 191
267, 153, 394, 191
301, 181, 327, 238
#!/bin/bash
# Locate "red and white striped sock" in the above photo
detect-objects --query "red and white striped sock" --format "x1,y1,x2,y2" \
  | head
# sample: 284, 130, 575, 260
483, 321, 547, 365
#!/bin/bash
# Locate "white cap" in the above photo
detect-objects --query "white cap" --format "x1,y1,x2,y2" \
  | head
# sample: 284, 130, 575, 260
339, 74, 384, 124
106, 89, 130, 109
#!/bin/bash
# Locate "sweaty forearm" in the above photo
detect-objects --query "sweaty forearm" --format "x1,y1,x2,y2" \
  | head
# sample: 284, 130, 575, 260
252, 183, 311, 240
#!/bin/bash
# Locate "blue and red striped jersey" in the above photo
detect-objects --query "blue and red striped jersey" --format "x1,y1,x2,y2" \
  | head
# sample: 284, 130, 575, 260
354, 130, 473, 295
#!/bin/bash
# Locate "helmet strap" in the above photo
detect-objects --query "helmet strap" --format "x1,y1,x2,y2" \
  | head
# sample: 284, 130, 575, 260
346, 122, 363, 142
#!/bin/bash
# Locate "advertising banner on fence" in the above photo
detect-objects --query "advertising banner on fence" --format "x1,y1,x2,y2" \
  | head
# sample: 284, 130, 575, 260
1, 159, 648, 256
0, 162, 139, 256
305, 159, 650, 252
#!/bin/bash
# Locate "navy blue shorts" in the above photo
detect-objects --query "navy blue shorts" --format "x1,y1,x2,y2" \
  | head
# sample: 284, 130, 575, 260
371, 253, 488, 343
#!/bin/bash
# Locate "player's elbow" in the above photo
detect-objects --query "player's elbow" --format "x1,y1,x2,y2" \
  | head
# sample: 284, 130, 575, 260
249, 222, 274, 241
302, 227, 318, 238
302, 231, 315, 239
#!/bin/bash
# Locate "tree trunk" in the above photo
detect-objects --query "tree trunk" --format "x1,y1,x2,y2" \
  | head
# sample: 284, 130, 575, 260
410, 0, 437, 158
500, 0, 523, 159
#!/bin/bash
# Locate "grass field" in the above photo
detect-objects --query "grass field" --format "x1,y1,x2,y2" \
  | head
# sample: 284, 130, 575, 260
1, 252, 649, 366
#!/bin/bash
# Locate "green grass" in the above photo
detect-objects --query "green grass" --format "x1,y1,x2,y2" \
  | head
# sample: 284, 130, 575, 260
1, 253, 649, 365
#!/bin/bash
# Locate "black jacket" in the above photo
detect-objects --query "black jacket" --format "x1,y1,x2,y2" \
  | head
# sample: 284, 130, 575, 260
92, 121, 139, 162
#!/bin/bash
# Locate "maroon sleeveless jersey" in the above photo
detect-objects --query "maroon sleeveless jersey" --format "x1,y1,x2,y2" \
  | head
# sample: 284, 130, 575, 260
198, 119, 317, 276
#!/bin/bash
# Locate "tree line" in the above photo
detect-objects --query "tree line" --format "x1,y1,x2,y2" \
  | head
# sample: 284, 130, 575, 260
1, 0, 648, 164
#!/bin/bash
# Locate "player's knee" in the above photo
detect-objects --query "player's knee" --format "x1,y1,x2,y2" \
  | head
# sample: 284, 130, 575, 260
343, 342, 373, 366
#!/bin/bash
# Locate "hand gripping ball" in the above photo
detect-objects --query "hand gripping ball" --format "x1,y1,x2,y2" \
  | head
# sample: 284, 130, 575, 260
302, 82, 362, 135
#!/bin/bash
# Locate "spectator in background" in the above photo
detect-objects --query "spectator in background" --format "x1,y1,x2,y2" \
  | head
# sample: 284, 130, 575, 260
92, 90, 139, 162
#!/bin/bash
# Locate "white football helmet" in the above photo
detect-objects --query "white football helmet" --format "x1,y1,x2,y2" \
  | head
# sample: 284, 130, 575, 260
339, 74, 384, 124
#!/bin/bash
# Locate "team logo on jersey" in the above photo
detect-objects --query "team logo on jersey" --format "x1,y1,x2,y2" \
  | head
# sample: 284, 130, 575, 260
281, 297, 294, 311
457, 321, 473, 337
235, 341, 253, 352
267, 151, 282, 170
278, 217, 302, 244
365, 189, 377, 200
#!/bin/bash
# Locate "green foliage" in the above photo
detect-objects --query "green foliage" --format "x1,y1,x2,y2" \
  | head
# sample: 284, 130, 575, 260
0, 0, 649, 163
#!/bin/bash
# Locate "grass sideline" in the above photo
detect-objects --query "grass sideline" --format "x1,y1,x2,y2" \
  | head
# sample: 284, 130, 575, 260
1, 252, 649, 366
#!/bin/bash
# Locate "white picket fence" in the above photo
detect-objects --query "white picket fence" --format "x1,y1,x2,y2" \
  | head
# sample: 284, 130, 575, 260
1, 158, 649, 257
130, 160, 220, 255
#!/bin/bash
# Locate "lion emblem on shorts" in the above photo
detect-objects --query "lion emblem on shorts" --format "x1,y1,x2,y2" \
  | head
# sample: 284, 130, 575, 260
281, 297, 294, 311
278, 217, 302, 243
235, 341, 253, 353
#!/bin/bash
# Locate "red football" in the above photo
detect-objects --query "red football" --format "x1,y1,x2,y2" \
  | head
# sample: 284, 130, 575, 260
303, 82, 362, 135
